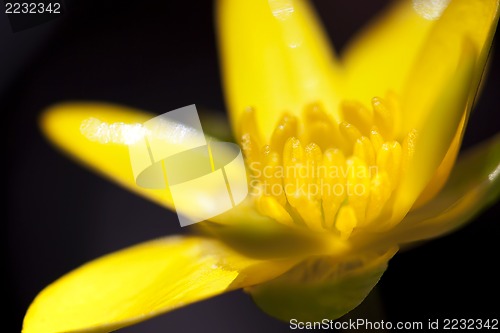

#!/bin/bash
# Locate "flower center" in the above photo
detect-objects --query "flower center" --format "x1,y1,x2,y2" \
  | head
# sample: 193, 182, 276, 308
239, 95, 416, 239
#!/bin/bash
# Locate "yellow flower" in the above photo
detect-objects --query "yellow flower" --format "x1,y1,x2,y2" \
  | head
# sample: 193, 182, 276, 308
24, 0, 500, 332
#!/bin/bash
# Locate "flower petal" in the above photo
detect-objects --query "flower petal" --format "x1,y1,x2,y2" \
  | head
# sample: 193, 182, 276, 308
41, 102, 172, 208
41, 102, 249, 225
401, 0, 499, 134
23, 236, 297, 333
389, 0, 499, 223
412, 120, 463, 208
247, 247, 397, 322
198, 219, 347, 260
389, 41, 477, 227
217, 0, 343, 141
342, 0, 435, 103
394, 134, 500, 243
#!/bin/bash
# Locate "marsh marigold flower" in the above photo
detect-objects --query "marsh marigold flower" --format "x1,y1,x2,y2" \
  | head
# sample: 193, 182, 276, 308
24, 0, 500, 332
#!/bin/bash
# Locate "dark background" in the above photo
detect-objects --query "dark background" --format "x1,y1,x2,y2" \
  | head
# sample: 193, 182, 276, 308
5, 1, 499, 332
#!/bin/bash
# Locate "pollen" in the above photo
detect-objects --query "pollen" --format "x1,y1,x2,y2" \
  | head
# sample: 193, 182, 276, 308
240, 95, 414, 239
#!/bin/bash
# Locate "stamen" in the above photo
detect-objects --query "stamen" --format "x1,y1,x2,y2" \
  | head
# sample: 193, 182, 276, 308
257, 195, 295, 227
341, 100, 373, 135
262, 150, 287, 206
372, 97, 395, 139
241, 94, 410, 239
366, 171, 392, 222
402, 129, 418, 175
283, 137, 306, 208
241, 133, 262, 168
336, 205, 357, 240
346, 156, 370, 226
270, 113, 298, 153
354, 136, 376, 166
322, 148, 346, 229
339, 122, 363, 151
294, 197, 325, 232
303, 103, 341, 150
376, 141, 402, 190
240, 108, 263, 167
304, 143, 322, 201
369, 129, 385, 152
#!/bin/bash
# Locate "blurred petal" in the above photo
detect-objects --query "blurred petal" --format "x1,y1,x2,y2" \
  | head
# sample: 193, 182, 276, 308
23, 236, 297, 333
412, 119, 463, 208
41, 103, 250, 225
247, 247, 397, 321
217, 0, 343, 141
402, 0, 499, 134
198, 219, 347, 260
41, 102, 173, 209
388, 41, 476, 227
342, 0, 434, 104
395, 134, 500, 243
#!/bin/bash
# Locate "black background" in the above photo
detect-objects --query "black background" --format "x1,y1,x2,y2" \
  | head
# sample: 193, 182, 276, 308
4, 1, 499, 332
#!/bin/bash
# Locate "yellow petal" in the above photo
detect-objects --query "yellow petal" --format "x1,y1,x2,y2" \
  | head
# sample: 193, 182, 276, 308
412, 117, 463, 209
389, 42, 477, 227
217, 0, 343, 141
386, 0, 499, 225
41, 102, 173, 209
41, 102, 250, 225
23, 236, 297, 333
198, 218, 346, 260
342, 0, 435, 104
392, 133, 500, 243
401, 0, 500, 134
